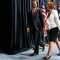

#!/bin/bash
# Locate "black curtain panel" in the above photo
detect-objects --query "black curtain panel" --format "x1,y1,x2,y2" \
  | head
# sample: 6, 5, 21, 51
0, 0, 12, 51
1, 0, 57, 54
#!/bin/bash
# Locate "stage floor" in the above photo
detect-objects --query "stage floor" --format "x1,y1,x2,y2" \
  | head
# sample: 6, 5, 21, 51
0, 43, 60, 60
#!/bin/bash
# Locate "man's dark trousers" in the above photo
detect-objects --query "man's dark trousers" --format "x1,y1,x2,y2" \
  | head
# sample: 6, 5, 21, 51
32, 30, 41, 54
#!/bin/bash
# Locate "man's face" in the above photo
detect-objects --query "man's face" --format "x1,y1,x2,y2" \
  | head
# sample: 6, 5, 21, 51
32, 1, 37, 8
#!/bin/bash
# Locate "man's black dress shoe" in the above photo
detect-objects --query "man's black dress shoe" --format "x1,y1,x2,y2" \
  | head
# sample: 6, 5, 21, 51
57, 50, 60, 56
57, 53, 60, 56
42, 46, 45, 51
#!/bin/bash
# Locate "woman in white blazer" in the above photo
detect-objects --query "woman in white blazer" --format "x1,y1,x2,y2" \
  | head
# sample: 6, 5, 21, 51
44, 1, 60, 59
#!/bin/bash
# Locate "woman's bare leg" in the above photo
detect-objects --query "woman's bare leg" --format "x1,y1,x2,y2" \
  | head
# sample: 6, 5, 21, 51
47, 41, 54, 55
56, 37, 60, 54
56, 38, 60, 49
44, 41, 54, 59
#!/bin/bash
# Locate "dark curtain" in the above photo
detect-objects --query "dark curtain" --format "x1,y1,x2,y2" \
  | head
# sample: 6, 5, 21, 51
0, 0, 47, 54
0, 0, 12, 52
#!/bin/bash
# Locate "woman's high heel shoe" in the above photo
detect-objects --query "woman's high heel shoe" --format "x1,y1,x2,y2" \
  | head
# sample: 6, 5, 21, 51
44, 55, 51, 59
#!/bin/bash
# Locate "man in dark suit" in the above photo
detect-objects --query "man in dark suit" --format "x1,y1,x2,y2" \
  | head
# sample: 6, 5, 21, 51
27, 0, 45, 56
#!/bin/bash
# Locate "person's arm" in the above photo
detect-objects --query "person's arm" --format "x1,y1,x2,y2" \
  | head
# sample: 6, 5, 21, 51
54, 10, 60, 30
39, 10, 44, 28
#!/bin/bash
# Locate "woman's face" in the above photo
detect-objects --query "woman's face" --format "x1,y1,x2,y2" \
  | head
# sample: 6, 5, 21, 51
58, 4, 60, 10
46, 5, 50, 12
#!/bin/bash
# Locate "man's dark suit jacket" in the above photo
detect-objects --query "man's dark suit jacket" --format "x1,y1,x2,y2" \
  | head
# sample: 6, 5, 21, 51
27, 8, 44, 32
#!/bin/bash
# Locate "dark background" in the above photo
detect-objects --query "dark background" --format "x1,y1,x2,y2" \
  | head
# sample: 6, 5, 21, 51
0, 0, 59, 54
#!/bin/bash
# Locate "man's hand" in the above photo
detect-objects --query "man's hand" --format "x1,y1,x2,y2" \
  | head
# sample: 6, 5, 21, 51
27, 28, 30, 32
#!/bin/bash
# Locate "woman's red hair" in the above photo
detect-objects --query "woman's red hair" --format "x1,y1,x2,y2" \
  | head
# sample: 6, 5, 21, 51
47, 1, 54, 9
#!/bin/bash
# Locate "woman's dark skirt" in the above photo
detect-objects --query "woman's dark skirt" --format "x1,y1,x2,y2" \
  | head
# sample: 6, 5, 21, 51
48, 27, 59, 42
